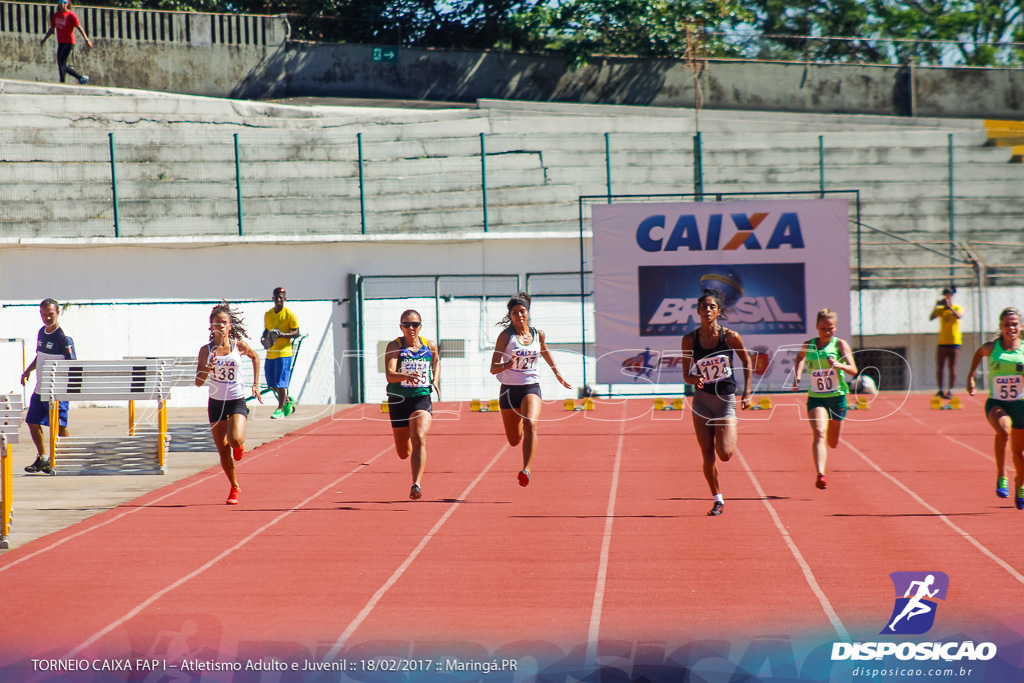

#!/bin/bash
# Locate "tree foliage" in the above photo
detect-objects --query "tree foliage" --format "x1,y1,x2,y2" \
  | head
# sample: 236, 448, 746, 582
86, 0, 1024, 66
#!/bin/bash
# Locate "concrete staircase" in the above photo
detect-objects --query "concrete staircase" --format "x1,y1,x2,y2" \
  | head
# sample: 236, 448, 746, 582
2, 79, 1022, 284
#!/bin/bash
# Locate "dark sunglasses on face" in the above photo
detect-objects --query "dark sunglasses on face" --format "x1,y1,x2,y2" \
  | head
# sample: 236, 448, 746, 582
401, 322, 421, 328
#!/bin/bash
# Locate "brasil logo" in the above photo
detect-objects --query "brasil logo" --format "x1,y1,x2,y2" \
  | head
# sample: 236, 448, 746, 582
881, 571, 949, 635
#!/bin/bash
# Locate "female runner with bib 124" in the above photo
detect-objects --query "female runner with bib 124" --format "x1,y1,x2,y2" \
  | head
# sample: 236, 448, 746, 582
966, 307, 1024, 508
384, 309, 441, 501
490, 293, 571, 487
196, 302, 262, 505
681, 288, 753, 517
791, 308, 857, 491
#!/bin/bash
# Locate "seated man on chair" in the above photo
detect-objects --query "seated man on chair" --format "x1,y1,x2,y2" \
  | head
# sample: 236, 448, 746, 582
264, 287, 300, 418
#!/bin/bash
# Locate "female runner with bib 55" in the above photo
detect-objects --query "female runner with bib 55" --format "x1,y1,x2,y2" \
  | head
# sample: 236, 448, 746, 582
966, 307, 1024, 508
384, 309, 441, 501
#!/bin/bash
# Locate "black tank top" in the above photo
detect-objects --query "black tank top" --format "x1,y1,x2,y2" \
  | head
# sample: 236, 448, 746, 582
689, 327, 736, 395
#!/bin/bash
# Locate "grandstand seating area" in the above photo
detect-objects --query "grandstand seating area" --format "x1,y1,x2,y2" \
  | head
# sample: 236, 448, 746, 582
2, 79, 1023, 285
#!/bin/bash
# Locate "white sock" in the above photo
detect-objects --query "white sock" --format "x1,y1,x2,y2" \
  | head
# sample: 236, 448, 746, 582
713, 494, 724, 503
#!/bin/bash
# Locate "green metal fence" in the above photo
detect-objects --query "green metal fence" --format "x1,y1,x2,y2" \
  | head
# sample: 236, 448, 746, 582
4, 128, 1020, 282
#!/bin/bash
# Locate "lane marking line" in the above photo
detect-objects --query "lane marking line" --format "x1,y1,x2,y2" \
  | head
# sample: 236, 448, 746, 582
585, 401, 628, 668
323, 444, 509, 658
736, 449, 851, 641
841, 438, 1024, 585
0, 409, 364, 572
67, 444, 391, 657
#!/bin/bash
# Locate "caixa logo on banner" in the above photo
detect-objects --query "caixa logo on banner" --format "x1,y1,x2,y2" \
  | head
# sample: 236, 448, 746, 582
635, 212, 805, 252
638, 264, 806, 336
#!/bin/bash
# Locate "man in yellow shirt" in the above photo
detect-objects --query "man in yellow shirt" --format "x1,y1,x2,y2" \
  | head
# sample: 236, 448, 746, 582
929, 287, 962, 400
264, 287, 300, 418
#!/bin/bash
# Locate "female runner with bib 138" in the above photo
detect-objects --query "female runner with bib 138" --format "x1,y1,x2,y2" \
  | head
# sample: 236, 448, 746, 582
791, 308, 857, 491
490, 293, 571, 487
196, 302, 262, 505
966, 307, 1024, 508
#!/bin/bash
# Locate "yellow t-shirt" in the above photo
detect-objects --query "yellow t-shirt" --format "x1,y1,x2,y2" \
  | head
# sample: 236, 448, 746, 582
932, 303, 962, 346
264, 307, 299, 359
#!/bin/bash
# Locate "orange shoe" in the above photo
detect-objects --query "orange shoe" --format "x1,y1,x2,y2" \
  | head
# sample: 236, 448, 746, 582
232, 446, 244, 461
815, 474, 827, 490
226, 486, 240, 504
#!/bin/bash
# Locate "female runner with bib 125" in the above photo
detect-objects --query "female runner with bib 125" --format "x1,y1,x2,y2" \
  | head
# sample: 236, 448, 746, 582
196, 302, 262, 505
791, 308, 857, 491
966, 307, 1024, 508
681, 288, 753, 517
384, 309, 441, 501
490, 293, 571, 487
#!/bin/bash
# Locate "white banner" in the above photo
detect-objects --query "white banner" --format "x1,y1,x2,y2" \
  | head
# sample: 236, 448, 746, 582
592, 199, 850, 390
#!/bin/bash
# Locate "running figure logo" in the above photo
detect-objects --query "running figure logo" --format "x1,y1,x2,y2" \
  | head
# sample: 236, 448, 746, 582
881, 571, 949, 635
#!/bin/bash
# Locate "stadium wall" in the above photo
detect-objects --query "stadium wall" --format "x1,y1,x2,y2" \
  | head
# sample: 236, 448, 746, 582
2, 237, 1022, 404
3, 0, 1023, 117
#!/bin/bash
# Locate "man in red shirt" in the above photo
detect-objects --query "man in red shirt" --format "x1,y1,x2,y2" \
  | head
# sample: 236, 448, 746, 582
41, 0, 93, 84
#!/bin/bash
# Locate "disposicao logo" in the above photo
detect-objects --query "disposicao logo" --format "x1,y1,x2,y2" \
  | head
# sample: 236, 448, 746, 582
831, 571, 998, 663
882, 571, 948, 635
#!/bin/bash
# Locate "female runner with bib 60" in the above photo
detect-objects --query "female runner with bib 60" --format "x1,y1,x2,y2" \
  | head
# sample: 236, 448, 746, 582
791, 308, 857, 491
384, 309, 441, 501
195, 302, 262, 505
681, 288, 753, 517
966, 307, 1024, 508
490, 293, 571, 487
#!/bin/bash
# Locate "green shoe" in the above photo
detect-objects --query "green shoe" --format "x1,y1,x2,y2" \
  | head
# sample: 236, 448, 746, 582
271, 408, 285, 419
997, 476, 1010, 498
283, 399, 296, 416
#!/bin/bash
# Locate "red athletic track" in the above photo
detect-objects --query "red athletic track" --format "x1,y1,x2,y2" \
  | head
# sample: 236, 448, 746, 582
2, 391, 1024, 675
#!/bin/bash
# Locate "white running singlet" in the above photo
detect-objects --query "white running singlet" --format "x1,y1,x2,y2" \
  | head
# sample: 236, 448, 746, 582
206, 341, 246, 400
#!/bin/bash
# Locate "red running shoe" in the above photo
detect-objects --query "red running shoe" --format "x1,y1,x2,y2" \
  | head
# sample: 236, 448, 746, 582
226, 486, 240, 505
816, 474, 827, 490
518, 469, 530, 487
233, 446, 244, 461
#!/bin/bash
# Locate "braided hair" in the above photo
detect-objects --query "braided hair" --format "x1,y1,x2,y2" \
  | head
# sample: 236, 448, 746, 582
209, 301, 249, 342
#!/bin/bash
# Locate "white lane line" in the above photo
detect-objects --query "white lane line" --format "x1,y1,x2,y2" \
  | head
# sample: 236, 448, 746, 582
0, 431, 308, 574
736, 449, 851, 641
67, 445, 392, 657
0, 409, 366, 571
323, 444, 510, 659
585, 401, 628, 668
841, 438, 1024, 584
942, 434, 993, 462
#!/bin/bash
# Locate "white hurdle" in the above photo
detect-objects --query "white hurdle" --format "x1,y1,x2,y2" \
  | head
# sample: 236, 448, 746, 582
37, 359, 172, 475
0, 393, 23, 548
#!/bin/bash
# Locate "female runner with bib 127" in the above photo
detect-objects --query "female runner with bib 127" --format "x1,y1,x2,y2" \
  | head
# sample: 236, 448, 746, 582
791, 308, 857, 491
384, 309, 441, 501
196, 302, 262, 505
490, 293, 571, 487
966, 307, 1024, 508
681, 288, 753, 517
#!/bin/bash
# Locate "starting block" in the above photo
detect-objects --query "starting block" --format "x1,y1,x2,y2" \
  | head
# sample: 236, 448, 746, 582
582, 397, 595, 411
564, 398, 581, 411
470, 398, 500, 412
381, 401, 389, 413
654, 397, 684, 411
749, 396, 772, 411
848, 395, 870, 410
931, 395, 962, 410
